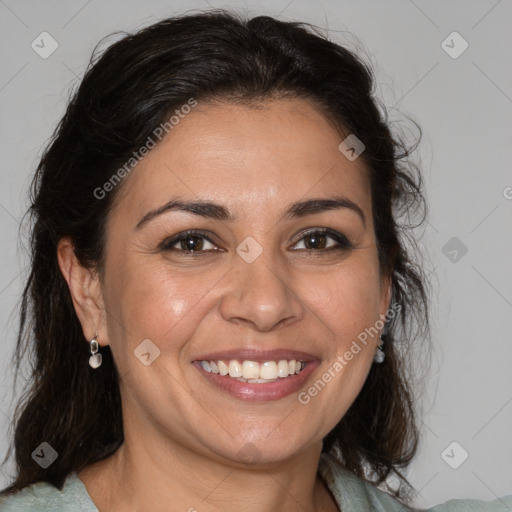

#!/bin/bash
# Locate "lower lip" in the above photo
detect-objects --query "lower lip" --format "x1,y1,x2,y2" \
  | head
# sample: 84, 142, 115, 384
193, 361, 319, 402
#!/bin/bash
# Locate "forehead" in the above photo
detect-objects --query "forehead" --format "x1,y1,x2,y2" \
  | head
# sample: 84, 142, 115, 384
111, 98, 371, 223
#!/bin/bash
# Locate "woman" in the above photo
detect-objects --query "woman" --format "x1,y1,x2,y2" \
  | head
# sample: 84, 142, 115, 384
0, 9, 510, 512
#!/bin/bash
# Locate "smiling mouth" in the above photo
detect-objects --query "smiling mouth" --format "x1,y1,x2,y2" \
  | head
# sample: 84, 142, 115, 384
196, 359, 307, 383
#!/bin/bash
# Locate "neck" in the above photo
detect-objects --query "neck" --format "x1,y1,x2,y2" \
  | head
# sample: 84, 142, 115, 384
79, 430, 336, 511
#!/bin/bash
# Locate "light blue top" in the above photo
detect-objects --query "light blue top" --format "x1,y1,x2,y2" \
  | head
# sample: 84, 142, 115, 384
1, 453, 511, 511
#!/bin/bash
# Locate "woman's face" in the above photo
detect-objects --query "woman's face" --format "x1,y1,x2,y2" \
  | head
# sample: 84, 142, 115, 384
97, 98, 390, 465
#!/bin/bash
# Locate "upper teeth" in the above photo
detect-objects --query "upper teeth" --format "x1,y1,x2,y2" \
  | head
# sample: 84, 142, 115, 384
199, 359, 305, 380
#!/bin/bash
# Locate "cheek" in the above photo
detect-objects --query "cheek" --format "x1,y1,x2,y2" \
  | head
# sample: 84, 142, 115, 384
305, 257, 382, 408
295, 266, 380, 427
301, 259, 383, 342
103, 259, 223, 360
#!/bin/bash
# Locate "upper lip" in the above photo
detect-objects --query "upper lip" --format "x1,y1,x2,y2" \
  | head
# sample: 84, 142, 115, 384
193, 348, 319, 363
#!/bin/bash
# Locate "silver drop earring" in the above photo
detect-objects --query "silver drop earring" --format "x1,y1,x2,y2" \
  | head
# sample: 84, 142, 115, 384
373, 335, 385, 364
88, 332, 102, 369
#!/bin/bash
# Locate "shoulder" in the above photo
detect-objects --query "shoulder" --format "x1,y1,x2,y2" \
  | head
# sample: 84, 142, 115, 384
318, 452, 414, 511
319, 452, 512, 512
0, 481, 63, 512
427, 495, 512, 512
0, 473, 98, 512
361, 480, 512, 512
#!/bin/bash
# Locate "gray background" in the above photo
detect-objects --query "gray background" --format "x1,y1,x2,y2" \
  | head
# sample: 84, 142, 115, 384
0, 0, 511, 508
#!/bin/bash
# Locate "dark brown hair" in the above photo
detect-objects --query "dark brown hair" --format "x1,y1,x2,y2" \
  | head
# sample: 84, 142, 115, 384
1, 9, 430, 506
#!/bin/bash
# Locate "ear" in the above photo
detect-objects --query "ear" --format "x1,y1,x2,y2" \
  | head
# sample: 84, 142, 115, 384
57, 237, 108, 346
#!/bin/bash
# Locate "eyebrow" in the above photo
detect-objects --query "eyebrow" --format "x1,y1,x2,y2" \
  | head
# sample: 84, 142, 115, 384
135, 195, 366, 231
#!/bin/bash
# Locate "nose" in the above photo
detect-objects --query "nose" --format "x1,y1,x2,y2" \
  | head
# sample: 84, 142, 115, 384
219, 256, 304, 332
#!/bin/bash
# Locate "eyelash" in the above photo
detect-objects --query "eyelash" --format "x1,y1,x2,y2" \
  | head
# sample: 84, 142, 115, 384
159, 228, 352, 255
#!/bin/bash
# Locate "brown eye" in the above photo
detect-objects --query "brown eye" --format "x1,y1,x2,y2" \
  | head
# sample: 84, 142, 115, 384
303, 232, 327, 249
161, 231, 219, 253
180, 235, 205, 251
292, 229, 352, 252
